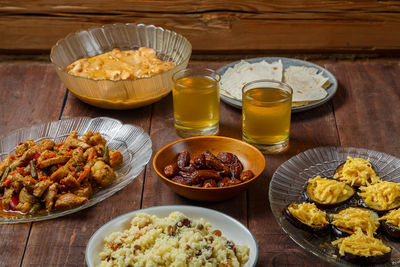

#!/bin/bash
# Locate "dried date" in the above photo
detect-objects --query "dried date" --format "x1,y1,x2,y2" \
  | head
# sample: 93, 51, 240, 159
171, 176, 191, 185
177, 151, 190, 169
180, 166, 195, 173
204, 152, 226, 171
178, 171, 193, 179
191, 170, 221, 184
240, 170, 254, 181
192, 153, 206, 169
164, 150, 256, 188
230, 162, 243, 179
217, 152, 238, 165
164, 163, 179, 177
203, 179, 217, 188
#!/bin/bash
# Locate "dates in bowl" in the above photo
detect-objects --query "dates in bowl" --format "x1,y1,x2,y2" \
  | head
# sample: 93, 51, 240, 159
153, 136, 266, 202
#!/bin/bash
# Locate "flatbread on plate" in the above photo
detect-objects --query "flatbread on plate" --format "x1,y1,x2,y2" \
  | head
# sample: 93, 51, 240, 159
220, 60, 283, 100
283, 66, 330, 102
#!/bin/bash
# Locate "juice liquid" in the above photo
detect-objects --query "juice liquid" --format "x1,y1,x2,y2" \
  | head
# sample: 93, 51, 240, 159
242, 87, 292, 145
173, 76, 219, 130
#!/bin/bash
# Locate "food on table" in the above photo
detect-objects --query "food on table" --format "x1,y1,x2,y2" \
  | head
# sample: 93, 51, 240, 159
331, 228, 391, 265
280, 154, 400, 265
358, 181, 400, 214
380, 208, 400, 239
334, 156, 380, 186
219, 59, 330, 107
0, 130, 123, 215
282, 66, 329, 102
330, 207, 379, 238
304, 176, 355, 208
283, 202, 330, 234
99, 211, 250, 266
163, 150, 255, 188
220, 60, 283, 100
67, 47, 176, 81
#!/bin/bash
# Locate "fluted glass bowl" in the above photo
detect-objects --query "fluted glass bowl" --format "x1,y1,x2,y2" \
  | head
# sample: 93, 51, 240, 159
269, 146, 400, 266
50, 23, 192, 109
0, 117, 152, 223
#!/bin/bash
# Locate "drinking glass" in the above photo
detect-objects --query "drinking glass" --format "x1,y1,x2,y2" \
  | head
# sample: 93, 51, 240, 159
242, 79, 293, 154
172, 68, 220, 137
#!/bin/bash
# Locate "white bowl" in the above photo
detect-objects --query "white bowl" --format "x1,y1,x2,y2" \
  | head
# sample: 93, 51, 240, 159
86, 205, 258, 266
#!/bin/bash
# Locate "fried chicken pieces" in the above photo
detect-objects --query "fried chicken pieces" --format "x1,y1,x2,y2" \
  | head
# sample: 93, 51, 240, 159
0, 131, 123, 215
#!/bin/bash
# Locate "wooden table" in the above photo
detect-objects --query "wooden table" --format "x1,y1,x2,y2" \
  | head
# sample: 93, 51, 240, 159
0, 60, 399, 266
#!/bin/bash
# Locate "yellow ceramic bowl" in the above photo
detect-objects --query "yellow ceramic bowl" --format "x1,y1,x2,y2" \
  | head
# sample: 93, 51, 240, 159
153, 136, 266, 202
50, 23, 192, 109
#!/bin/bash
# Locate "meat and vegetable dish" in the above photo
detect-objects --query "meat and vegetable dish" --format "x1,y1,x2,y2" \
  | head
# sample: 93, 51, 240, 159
0, 130, 123, 215
164, 150, 255, 188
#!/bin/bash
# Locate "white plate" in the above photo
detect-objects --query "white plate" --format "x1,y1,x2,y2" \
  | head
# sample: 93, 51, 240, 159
86, 205, 258, 266
0, 117, 152, 224
217, 57, 338, 113
269, 146, 400, 266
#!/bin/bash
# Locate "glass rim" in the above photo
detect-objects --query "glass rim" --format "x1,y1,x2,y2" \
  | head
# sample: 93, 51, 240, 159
241, 79, 293, 94
172, 67, 221, 83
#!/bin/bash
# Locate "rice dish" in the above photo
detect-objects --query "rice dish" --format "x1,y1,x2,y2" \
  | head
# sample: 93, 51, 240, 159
99, 211, 250, 267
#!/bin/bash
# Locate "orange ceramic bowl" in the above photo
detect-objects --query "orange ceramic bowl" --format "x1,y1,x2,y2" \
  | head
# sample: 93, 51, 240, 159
153, 136, 266, 202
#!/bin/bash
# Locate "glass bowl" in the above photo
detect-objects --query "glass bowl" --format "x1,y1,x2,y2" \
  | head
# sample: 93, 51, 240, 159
50, 23, 192, 109
269, 146, 400, 266
0, 117, 152, 223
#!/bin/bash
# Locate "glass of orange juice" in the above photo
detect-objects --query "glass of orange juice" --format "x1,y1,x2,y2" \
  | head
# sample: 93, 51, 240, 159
172, 68, 220, 137
242, 80, 293, 154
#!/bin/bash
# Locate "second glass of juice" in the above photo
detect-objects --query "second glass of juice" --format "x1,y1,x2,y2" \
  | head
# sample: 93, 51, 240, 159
242, 79, 292, 154
172, 68, 220, 137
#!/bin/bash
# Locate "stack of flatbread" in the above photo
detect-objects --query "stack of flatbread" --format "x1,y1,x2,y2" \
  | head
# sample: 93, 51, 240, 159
220, 60, 331, 107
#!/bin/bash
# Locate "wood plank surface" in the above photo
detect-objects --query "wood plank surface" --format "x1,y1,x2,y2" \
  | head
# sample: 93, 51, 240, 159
1, 1, 400, 54
330, 62, 400, 156
21, 89, 153, 266
0, 59, 399, 266
0, 63, 66, 267
142, 63, 247, 225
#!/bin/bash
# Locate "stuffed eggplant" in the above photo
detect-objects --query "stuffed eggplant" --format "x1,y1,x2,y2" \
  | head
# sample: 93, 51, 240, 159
380, 208, 400, 240
358, 181, 400, 215
334, 156, 380, 187
304, 176, 355, 209
330, 207, 379, 238
332, 229, 391, 265
283, 202, 330, 234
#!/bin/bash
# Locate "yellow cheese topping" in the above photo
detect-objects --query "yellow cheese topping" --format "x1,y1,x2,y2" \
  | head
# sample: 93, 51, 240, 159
380, 208, 400, 228
288, 202, 328, 227
67, 47, 176, 81
332, 228, 391, 257
330, 207, 379, 236
359, 181, 400, 211
307, 176, 352, 204
334, 156, 380, 186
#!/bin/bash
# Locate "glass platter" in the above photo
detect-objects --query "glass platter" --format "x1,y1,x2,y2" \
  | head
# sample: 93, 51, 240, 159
217, 57, 338, 113
269, 146, 400, 266
86, 205, 258, 267
0, 117, 152, 224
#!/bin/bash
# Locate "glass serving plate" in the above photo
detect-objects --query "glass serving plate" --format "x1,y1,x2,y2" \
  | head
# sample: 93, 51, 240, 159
0, 117, 152, 224
269, 146, 400, 266
86, 205, 258, 267
217, 57, 338, 113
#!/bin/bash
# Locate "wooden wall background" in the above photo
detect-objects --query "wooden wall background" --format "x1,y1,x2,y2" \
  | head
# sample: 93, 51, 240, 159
1, 0, 400, 56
